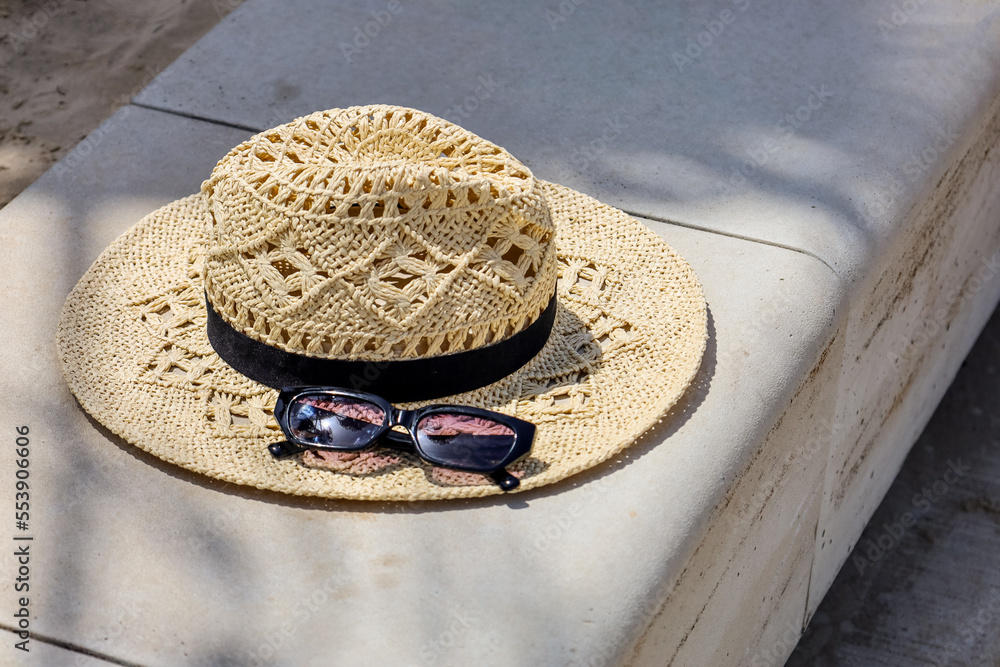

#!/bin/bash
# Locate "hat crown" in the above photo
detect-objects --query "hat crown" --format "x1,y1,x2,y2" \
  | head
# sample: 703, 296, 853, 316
201, 105, 557, 361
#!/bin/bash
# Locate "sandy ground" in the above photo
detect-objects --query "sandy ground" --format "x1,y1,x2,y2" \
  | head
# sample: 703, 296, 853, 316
0, 0, 243, 208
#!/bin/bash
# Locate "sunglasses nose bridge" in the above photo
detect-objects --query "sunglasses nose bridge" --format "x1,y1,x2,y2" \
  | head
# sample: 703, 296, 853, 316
390, 408, 418, 432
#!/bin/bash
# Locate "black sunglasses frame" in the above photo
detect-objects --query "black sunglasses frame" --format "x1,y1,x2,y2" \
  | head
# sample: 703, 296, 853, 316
268, 387, 535, 491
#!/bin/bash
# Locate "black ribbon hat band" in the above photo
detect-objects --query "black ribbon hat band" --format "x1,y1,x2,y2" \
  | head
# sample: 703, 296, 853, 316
205, 293, 558, 403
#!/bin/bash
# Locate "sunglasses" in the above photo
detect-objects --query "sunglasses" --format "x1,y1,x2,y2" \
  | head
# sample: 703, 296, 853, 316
269, 387, 535, 491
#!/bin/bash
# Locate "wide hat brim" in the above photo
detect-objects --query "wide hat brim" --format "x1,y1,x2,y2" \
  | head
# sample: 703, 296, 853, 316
56, 181, 707, 500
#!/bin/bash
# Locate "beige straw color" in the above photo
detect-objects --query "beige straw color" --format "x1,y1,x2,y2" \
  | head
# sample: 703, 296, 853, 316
56, 105, 707, 501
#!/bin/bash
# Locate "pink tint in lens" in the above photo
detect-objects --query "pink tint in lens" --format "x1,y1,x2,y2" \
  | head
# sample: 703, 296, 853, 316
417, 414, 515, 437
415, 413, 516, 469
302, 396, 384, 425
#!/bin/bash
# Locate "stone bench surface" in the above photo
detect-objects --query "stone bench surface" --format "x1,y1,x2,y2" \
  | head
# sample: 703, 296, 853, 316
0, 104, 840, 666
1, 1, 999, 665
134, 0, 1000, 281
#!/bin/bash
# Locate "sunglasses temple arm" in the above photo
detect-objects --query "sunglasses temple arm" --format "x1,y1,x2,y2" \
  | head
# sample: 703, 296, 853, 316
490, 469, 520, 492
268, 440, 306, 459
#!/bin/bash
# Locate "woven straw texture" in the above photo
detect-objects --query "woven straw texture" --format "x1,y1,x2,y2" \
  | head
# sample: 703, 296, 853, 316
56, 106, 707, 501
203, 107, 557, 362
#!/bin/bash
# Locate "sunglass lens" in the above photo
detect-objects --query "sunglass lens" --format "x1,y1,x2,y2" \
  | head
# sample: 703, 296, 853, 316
287, 395, 386, 449
415, 413, 516, 470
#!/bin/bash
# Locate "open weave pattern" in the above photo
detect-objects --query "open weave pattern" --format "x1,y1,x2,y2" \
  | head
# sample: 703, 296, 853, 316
56, 181, 707, 500
202, 106, 557, 361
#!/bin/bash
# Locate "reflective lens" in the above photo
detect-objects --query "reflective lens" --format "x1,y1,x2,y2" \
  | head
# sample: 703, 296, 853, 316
415, 413, 516, 469
287, 394, 386, 450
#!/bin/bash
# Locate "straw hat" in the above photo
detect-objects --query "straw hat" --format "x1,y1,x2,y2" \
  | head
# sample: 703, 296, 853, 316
56, 105, 706, 500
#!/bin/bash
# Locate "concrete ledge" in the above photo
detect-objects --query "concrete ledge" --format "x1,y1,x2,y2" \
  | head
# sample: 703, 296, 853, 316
0, 106, 841, 666
809, 88, 1000, 617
